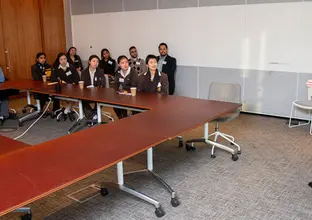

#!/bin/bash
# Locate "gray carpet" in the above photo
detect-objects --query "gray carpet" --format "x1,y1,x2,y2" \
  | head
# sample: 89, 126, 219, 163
1, 113, 312, 220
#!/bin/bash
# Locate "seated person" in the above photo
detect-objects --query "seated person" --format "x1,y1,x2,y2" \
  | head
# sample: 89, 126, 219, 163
138, 54, 169, 95
66, 46, 84, 77
114, 55, 139, 119
81, 55, 106, 122
0, 92, 9, 126
31, 52, 59, 117
99, 48, 116, 80
51, 52, 80, 121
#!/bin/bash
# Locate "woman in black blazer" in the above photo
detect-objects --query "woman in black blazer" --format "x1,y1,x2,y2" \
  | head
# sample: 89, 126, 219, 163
81, 55, 106, 121
138, 54, 169, 95
114, 55, 139, 119
99, 48, 116, 76
51, 52, 80, 121
31, 52, 59, 117
66, 47, 84, 73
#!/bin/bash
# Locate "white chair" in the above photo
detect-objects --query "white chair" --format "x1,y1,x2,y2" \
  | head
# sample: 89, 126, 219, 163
185, 82, 242, 161
288, 101, 312, 135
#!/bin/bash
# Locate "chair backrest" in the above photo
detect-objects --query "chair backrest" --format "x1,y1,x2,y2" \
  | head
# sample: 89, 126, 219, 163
104, 74, 109, 88
0, 67, 5, 83
208, 82, 241, 104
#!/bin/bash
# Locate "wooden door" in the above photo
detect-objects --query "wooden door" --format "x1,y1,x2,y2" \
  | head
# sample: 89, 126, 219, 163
0, 0, 42, 80
0, 8, 6, 77
39, 0, 66, 65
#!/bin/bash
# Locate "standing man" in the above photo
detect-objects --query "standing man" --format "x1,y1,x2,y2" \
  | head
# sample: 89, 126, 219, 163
157, 43, 176, 95
128, 46, 146, 75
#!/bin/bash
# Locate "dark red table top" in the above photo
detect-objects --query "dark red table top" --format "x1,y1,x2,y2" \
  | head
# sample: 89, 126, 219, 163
0, 80, 241, 216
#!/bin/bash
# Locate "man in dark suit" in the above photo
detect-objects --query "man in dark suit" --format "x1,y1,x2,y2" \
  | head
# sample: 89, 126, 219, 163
157, 43, 177, 95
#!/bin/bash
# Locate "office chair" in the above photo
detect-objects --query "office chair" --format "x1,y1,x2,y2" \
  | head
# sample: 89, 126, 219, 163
52, 105, 80, 122
19, 93, 41, 126
13, 207, 32, 220
288, 87, 312, 135
185, 82, 242, 161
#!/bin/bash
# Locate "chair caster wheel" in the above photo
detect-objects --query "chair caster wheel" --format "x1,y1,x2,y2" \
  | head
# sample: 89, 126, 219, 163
171, 198, 180, 207
22, 109, 27, 114
21, 213, 32, 220
155, 206, 165, 218
230, 142, 235, 145
100, 187, 109, 196
232, 154, 239, 161
178, 139, 183, 148
56, 119, 61, 122
308, 182, 312, 188
51, 114, 56, 119
185, 143, 196, 151
237, 150, 241, 154
211, 154, 216, 158
19, 122, 24, 127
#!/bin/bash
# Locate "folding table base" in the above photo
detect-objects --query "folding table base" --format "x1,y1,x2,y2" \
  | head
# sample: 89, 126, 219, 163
100, 148, 180, 218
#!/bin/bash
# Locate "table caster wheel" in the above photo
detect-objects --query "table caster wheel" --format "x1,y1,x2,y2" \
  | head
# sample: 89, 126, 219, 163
185, 143, 196, 151
232, 154, 239, 161
21, 213, 32, 220
211, 154, 216, 158
100, 187, 109, 196
155, 207, 165, 218
178, 139, 183, 148
22, 109, 27, 114
237, 150, 241, 154
170, 198, 180, 207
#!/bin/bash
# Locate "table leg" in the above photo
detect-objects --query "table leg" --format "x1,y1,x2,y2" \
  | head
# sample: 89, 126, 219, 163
26, 91, 31, 105
116, 161, 165, 217
123, 147, 180, 206
97, 103, 102, 123
204, 123, 209, 139
78, 100, 83, 119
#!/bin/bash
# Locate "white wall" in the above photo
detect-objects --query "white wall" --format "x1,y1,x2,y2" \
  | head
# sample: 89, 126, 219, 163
71, 2, 312, 119
72, 2, 312, 73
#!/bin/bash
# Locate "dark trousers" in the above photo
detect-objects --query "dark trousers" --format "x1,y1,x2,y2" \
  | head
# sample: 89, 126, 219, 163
82, 100, 96, 119
37, 94, 60, 112
113, 108, 140, 119
168, 76, 175, 95
113, 108, 128, 119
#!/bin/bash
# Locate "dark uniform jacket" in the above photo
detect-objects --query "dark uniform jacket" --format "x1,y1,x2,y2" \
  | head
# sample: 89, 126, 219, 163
51, 63, 80, 84
138, 70, 169, 95
114, 67, 138, 91
81, 67, 106, 87
99, 58, 116, 75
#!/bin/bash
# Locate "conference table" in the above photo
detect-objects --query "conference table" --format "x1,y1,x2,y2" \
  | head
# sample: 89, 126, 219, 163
0, 80, 241, 219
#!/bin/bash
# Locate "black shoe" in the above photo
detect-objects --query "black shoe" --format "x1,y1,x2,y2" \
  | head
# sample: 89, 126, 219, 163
68, 111, 75, 122
0, 118, 4, 126
62, 113, 68, 122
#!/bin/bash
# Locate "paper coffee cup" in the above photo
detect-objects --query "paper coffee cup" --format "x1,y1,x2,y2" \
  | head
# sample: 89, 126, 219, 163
130, 87, 137, 96
78, 81, 84, 89
42, 75, 47, 83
